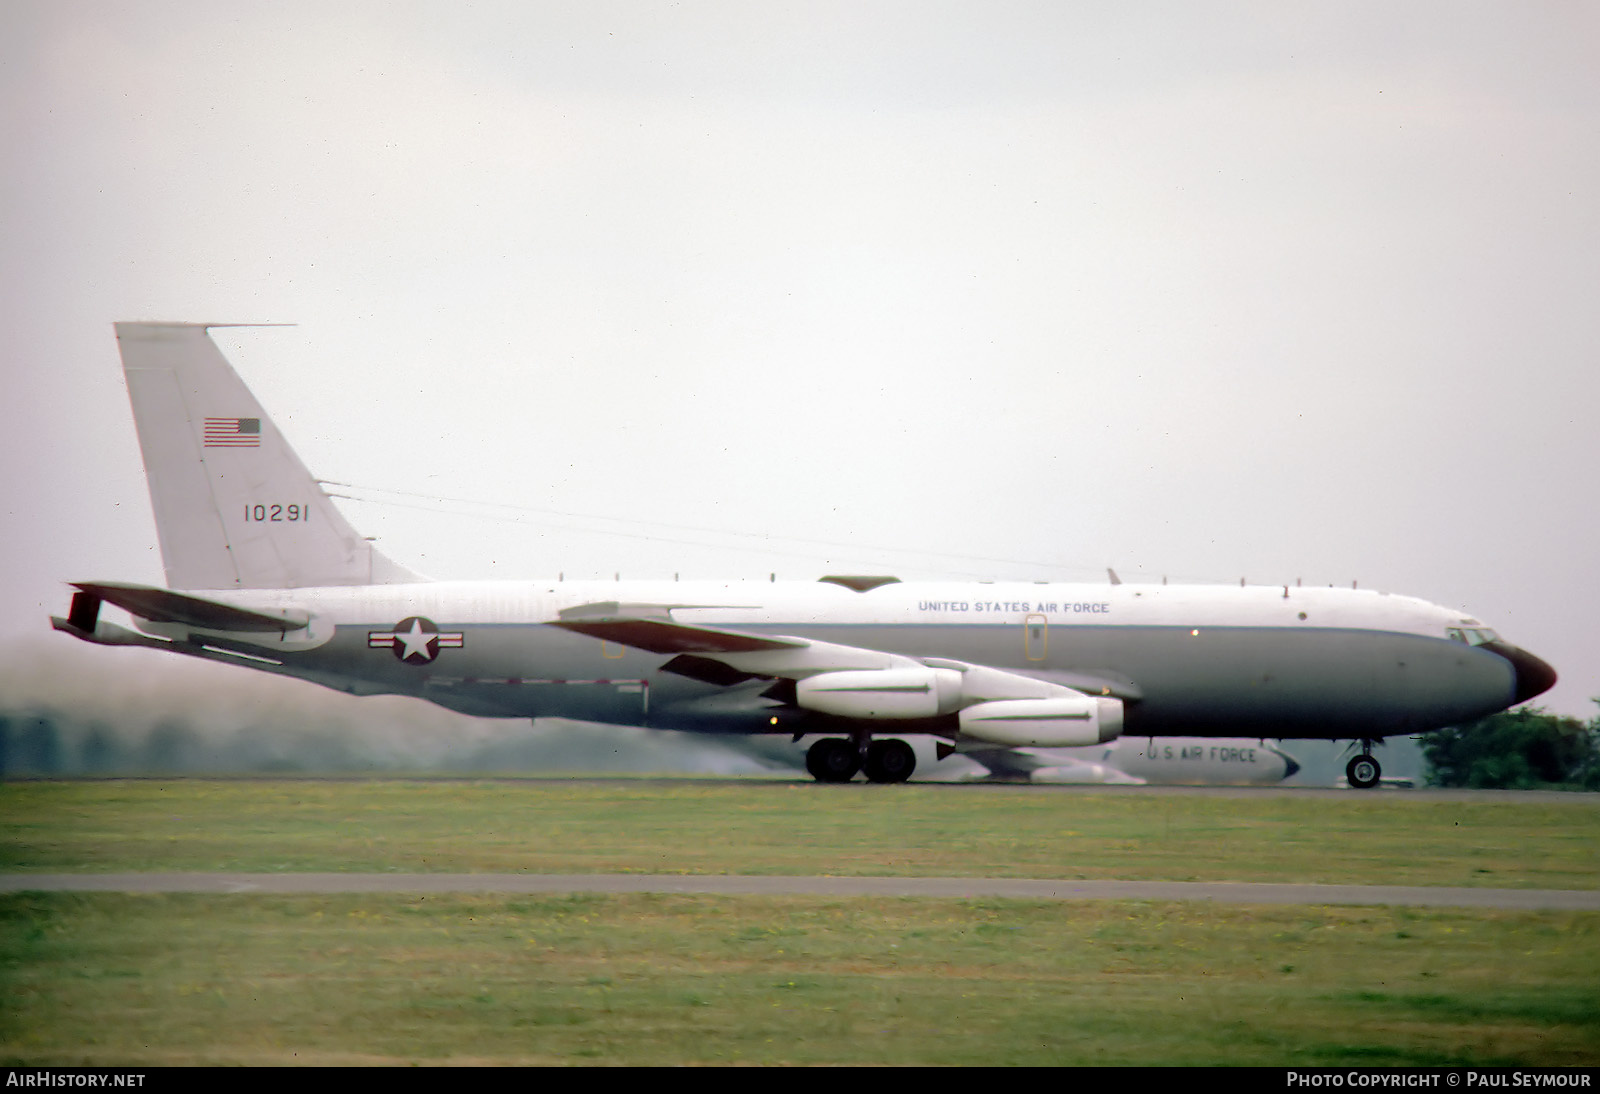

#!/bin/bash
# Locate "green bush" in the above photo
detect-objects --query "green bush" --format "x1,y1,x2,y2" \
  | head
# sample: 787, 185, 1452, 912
1424, 702, 1600, 790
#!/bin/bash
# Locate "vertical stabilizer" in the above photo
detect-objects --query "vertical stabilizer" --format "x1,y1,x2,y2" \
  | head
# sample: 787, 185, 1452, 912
115, 322, 424, 589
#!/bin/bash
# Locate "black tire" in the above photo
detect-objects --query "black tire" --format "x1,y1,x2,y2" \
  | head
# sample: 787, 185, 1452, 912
1346, 754, 1381, 790
806, 738, 860, 782
863, 739, 916, 784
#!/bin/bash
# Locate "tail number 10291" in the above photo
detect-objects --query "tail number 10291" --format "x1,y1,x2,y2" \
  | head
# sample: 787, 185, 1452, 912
244, 504, 309, 522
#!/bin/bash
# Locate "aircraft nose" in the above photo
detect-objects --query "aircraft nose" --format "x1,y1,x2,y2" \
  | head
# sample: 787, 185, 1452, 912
1486, 642, 1559, 704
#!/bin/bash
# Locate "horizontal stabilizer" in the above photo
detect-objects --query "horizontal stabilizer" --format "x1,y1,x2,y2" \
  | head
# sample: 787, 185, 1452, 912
73, 582, 309, 633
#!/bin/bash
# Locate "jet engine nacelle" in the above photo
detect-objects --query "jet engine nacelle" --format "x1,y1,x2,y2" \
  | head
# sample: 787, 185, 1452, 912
958, 696, 1124, 748
795, 666, 963, 719
792, 662, 1123, 744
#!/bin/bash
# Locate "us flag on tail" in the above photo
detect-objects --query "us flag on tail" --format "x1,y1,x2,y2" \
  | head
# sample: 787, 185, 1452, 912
203, 417, 261, 447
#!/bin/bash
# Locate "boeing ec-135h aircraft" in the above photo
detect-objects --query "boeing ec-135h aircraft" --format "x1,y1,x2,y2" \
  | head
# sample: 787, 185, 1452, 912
52, 323, 1557, 787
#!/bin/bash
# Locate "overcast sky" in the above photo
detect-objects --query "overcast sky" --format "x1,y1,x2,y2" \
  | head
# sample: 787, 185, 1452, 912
2, 1, 1594, 719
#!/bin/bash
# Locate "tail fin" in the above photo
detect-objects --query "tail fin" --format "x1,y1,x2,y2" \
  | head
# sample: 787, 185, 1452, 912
114, 322, 424, 589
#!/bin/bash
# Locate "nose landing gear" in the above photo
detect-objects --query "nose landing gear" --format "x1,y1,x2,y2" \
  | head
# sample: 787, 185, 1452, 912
1345, 742, 1383, 789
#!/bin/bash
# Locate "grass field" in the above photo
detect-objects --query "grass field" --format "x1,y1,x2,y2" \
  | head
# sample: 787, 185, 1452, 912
2, 779, 1598, 1065
4, 778, 1598, 886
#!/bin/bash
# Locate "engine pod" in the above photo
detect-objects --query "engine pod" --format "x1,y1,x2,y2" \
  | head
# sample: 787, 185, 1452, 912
959, 695, 1124, 747
795, 666, 962, 719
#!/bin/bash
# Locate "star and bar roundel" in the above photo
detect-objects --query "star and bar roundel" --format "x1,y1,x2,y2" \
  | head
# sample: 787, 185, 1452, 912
368, 617, 465, 664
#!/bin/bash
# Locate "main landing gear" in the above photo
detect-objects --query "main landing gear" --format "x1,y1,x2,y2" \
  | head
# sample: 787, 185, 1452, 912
1345, 741, 1383, 789
805, 737, 916, 784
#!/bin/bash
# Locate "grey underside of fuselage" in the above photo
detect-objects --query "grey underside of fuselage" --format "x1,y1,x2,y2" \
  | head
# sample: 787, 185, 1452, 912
238, 621, 1517, 740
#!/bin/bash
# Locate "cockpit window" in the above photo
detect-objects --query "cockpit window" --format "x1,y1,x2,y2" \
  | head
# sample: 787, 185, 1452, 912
1448, 627, 1500, 646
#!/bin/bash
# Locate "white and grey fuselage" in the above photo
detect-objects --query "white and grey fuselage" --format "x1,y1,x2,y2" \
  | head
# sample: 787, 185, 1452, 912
96, 576, 1549, 742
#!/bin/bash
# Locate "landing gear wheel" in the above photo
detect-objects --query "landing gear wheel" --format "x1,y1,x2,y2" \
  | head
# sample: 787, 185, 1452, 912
863, 739, 916, 784
806, 738, 860, 783
1346, 754, 1381, 790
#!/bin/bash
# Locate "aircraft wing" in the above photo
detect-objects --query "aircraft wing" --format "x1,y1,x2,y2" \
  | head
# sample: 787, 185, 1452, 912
551, 602, 915, 677
552, 602, 803, 655
550, 602, 1127, 748
66, 582, 310, 633
553, 602, 1141, 694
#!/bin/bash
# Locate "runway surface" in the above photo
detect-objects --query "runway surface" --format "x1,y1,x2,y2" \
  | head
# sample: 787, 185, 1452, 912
3, 873, 1597, 910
